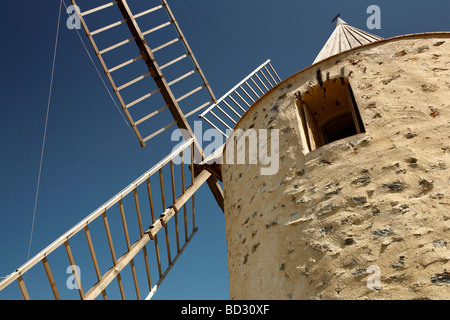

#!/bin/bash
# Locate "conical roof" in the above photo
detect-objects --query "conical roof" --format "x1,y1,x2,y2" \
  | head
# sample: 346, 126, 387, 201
313, 17, 383, 64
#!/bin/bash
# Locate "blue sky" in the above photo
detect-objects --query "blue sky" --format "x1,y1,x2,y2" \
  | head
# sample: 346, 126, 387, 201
0, 0, 448, 300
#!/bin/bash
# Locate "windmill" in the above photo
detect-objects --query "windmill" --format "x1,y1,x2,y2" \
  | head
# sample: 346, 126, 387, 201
0, 0, 281, 300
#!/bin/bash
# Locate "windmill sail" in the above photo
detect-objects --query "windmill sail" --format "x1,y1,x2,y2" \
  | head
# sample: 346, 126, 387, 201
71, 0, 217, 147
0, 138, 210, 299
71, 0, 224, 212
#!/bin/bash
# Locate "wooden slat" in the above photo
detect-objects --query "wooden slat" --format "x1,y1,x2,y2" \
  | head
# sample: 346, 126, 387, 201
184, 100, 213, 118
259, 69, 274, 88
160, 54, 189, 70
143, 121, 177, 143
227, 94, 246, 113
222, 99, 242, 119
145, 228, 197, 300
269, 62, 282, 82
176, 85, 205, 103
117, 72, 151, 91
234, 90, 252, 109
245, 81, 260, 99
64, 240, 85, 299
118, 200, 141, 300
239, 85, 256, 103
126, 88, 161, 109
81, 1, 117, 16
264, 65, 278, 85
99, 36, 136, 54
152, 37, 181, 53
170, 160, 181, 252
159, 168, 172, 264
191, 145, 196, 231
180, 151, 188, 242
202, 116, 228, 138
250, 77, 265, 95
142, 21, 172, 36
133, 5, 163, 19
255, 73, 269, 91
133, 189, 153, 291
108, 55, 142, 73
168, 69, 196, 86
102, 211, 126, 299
146, 178, 163, 278
42, 257, 60, 300
84, 225, 107, 300
17, 276, 30, 300
135, 105, 168, 125
90, 19, 127, 36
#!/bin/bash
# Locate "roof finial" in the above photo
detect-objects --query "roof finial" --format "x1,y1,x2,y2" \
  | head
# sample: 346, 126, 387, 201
331, 14, 341, 23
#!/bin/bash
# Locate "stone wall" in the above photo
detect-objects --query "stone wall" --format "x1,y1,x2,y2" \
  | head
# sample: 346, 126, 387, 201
222, 33, 450, 299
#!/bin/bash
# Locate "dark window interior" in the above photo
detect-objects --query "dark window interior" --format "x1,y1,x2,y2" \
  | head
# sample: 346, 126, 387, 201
297, 77, 365, 151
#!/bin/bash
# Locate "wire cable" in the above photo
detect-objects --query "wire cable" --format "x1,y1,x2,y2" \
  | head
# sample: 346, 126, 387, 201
61, 0, 130, 128
26, 0, 63, 281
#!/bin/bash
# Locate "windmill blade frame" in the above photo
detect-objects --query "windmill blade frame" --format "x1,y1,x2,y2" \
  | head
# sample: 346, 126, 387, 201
70, 0, 224, 211
0, 138, 210, 300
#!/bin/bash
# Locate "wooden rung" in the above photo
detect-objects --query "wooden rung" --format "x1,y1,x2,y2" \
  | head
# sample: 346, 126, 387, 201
202, 116, 228, 138
250, 77, 265, 95
160, 53, 189, 70
245, 81, 260, 98
227, 94, 246, 113
264, 65, 278, 85
118, 200, 141, 300
180, 151, 188, 242
135, 105, 169, 126
84, 226, 107, 300
117, 72, 151, 91
146, 178, 163, 278
168, 69, 196, 86
108, 55, 143, 73
222, 99, 242, 119
126, 88, 161, 109
233, 90, 251, 109
142, 21, 172, 36
159, 168, 172, 265
133, 189, 153, 292
64, 240, 85, 299
184, 100, 213, 118
17, 276, 30, 300
176, 85, 205, 102
90, 18, 127, 36
152, 37, 181, 53
210, 110, 233, 131
268, 62, 282, 82
255, 72, 269, 91
143, 121, 177, 142
42, 257, 61, 300
81, 1, 118, 16
99, 36, 136, 54
170, 160, 181, 252
102, 212, 126, 299
133, 5, 164, 19
215, 104, 237, 125
260, 68, 274, 87
239, 85, 256, 103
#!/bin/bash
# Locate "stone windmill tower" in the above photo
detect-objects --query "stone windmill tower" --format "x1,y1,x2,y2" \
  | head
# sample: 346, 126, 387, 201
220, 17, 450, 299
0, 0, 448, 300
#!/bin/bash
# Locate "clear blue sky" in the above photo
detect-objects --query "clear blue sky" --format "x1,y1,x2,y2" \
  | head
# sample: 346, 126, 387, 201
0, 0, 448, 300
